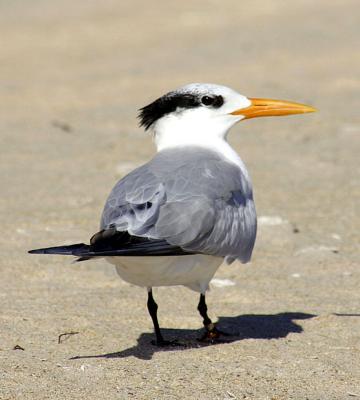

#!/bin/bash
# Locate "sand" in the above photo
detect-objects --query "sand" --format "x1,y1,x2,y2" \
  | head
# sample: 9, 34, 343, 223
1, 1, 359, 399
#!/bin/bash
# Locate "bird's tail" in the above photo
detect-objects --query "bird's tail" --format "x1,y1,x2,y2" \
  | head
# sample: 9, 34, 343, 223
28, 243, 89, 256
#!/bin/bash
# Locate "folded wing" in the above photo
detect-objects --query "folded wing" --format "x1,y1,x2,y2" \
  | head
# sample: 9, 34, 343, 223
101, 148, 257, 263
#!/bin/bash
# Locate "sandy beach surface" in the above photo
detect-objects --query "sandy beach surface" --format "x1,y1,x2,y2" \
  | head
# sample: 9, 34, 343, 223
1, 1, 359, 399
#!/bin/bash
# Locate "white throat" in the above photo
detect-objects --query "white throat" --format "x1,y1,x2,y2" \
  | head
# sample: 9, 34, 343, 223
153, 110, 249, 178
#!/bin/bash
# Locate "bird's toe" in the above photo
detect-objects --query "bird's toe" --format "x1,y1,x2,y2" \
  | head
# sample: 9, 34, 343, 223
198, 326, 231, 343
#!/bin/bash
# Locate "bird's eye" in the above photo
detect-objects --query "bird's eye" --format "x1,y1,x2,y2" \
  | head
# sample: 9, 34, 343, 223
201, 96, 215, 106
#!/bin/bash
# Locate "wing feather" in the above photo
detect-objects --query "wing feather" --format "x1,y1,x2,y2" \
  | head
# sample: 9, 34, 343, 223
101, 148, 257, 262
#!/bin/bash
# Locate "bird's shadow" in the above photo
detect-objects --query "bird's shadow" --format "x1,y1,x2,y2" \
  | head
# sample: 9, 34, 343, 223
71, 312, 315, 361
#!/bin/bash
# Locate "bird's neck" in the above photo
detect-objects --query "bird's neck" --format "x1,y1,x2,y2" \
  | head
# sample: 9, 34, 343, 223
153, 122, 250, 180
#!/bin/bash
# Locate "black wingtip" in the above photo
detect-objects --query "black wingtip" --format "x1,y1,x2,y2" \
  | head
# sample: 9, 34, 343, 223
28, 249, 45, 254
28, 243, 89, 256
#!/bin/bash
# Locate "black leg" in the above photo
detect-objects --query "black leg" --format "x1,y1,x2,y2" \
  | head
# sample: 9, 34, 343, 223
147, 289, 184, 347
198, 293, 213, 328
197, 293, 223, 342
147, 289, 166, 345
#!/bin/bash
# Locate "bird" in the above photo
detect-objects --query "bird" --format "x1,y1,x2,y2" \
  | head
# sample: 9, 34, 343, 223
29, 83, 316, 346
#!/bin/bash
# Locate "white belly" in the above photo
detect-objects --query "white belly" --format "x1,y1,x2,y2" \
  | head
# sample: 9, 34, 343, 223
106, 254, 223, 293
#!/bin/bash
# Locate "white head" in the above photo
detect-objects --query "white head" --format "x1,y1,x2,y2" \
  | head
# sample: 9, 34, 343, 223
138, 83, 316, 152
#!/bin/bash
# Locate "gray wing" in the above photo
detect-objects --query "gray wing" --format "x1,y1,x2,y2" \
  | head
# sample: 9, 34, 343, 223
101, 148, 257, 263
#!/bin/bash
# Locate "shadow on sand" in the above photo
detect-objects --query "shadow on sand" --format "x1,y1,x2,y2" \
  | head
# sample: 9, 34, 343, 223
70, 312, 316, 360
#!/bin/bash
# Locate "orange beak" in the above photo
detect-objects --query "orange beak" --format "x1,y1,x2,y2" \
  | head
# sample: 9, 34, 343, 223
230, 98, 317, 120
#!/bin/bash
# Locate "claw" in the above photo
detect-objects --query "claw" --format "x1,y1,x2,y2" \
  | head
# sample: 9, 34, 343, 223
198, 326, 230, 343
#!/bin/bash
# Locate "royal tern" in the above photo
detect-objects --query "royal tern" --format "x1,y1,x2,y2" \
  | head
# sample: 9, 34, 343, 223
29, 83, 316, 345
